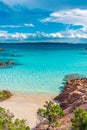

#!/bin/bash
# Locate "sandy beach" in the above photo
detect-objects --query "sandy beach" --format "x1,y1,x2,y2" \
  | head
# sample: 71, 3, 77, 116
0, 93, 55, 129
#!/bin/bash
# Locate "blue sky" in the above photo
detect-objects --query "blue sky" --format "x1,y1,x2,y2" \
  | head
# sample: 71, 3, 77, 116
0, 0, 87, 43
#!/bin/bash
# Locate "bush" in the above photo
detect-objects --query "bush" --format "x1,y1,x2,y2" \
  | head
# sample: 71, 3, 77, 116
37, 101, 64, 129
0, 90, 12, 101
71, 108, 87, 130
0, 107, 30, 130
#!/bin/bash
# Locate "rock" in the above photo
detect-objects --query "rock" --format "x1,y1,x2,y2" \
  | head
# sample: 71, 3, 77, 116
0, 62, 4, 66
6, 61, 17, 65
0, 60, 17, 68
60, 101, 69, 109
54, 78, 87, 111
52, 78, 87, 130
6, 61, 13, 64
67, 91, 82, 104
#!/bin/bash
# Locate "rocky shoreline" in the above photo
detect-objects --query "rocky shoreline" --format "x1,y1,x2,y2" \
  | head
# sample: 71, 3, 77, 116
54, 78, 87, 113
35, 78, 87, 130
53, 78, 87, 130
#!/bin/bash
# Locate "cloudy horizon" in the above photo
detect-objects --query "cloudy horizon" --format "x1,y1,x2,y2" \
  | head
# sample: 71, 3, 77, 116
0, 0, 87, 43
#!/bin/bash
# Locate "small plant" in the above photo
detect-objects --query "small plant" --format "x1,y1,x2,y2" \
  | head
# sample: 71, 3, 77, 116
37, 101, 64, 129
0, 107, 30, 130
0, 90, 12, 101
71, 108, 87, 130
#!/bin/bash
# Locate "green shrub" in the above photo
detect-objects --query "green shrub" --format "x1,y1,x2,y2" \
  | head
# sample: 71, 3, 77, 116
37, 101, 64, 129
71, 108, 87, 130
0, 90, 12, 101
0, 107, 30, 130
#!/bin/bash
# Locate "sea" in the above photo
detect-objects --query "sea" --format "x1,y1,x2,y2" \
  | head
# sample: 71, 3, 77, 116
0, 43, 87, 95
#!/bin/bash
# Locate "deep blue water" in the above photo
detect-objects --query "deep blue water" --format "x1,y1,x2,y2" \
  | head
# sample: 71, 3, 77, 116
0, 43, 87, 95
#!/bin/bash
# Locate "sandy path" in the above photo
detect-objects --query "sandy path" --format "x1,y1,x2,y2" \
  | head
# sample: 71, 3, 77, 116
0, 93, 55, 129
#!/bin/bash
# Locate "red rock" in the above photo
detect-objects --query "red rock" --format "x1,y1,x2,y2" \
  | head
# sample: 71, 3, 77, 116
0, 62, 4, 66
54, 78, 87, 112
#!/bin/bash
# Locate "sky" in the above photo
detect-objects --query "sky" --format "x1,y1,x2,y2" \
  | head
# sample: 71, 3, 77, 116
0, 0, 87, 43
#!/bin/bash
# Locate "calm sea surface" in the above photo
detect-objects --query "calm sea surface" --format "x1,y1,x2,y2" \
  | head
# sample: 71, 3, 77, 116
0, 43, 87, 95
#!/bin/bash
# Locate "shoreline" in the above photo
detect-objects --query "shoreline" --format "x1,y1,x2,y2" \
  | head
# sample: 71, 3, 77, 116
0, 93, 56, 129
13, 90, 58, 95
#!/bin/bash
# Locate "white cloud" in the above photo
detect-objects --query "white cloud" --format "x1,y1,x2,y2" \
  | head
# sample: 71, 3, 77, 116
11, 33, 28, 40
0, 31, 63, 41
0, 24, 34, 28
24, 23, 34, 27
0, 31, 37, 41
42, 8, 87, 27
39, 29, 87, 39
49, 32, 63, 38
36, 32, 63, 38
0, 25, 22, 28
66, 28, 87, 39
0, 29, 87, 42
41, 8, 87, 41
0, 31, 8, 39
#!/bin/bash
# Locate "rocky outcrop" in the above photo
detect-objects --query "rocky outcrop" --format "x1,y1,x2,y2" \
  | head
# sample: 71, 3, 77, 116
6, 61, 17, 65
35, 78, 87, 130
0, 62, 4, 66
0, 61, 17, 68
54, 78, 87, 113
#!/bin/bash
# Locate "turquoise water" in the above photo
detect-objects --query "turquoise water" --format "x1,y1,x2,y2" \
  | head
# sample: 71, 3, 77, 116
0, 43, 87, 94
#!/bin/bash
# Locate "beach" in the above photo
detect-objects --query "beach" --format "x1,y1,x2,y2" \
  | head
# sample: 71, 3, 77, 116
0, 93, 55, 129
0, 1, 86, 129
0, 43, 87, 129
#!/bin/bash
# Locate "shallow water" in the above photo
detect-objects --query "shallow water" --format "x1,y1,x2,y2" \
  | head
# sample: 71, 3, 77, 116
0, 43, 87, 94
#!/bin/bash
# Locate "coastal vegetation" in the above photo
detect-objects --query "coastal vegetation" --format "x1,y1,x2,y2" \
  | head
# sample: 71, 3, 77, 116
37, 101, 64, 129
0, 107, 30, 130
0, 90, 12, 101
0, 89, 31, 129
37, 105, 87, 130
71, 108, 87, 130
